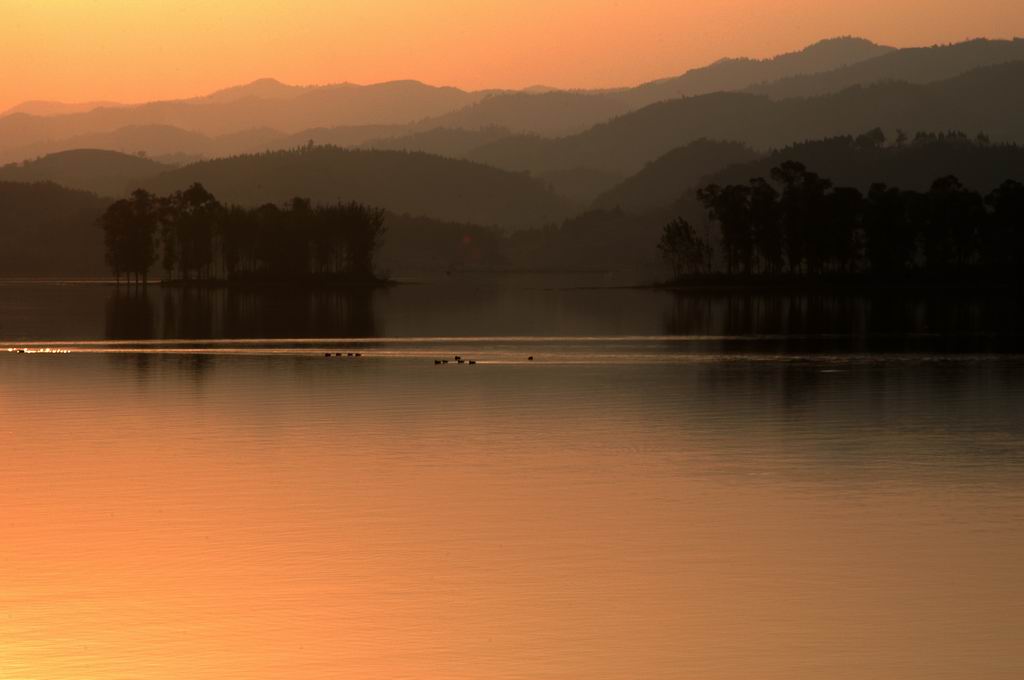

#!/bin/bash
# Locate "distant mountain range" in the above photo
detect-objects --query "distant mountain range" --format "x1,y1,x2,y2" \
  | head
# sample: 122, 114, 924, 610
4, 58, 1023, 211
5, 60, 1024, 210
620, 36, 895, 107
0, 80, 484, 162
748, 37, 1024, 99
0, 100, 122, 117
466, 61, 1024, 182
4, 36, 1021, 166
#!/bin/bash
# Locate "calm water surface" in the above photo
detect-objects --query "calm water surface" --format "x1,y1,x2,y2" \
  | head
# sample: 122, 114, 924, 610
2, 279, 1024, 679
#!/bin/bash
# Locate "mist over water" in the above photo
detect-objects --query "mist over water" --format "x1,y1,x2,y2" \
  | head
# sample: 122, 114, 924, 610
3, 278, 1024, 679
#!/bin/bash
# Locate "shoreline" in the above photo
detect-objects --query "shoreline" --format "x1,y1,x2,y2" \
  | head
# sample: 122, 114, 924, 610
156, 276, 398, 291
644, 274, 1024, 295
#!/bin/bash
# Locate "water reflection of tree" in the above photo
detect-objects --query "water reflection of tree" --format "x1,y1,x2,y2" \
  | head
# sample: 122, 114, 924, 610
106, 287, 380, 340
217, 290, 379, 338
664, 292, 1024, 353
105, 287, 155, 339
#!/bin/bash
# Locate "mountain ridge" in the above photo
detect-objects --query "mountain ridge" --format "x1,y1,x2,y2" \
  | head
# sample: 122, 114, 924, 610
137, 145, 573, 228
466, 61, 1024, 180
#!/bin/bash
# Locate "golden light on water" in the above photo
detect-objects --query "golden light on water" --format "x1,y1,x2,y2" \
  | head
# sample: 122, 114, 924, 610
3, 350, 1024, 679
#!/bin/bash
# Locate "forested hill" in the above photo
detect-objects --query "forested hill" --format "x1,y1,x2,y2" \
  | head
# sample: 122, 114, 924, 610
466, 62, 1024, 178
140, 146, 572, 228
0, 149, 169, 196
593, 140, 760, 213
420, 91, 633, 137
0, 182, 109, 276
594, 133, 1024, 216
701, 133, 1024, 197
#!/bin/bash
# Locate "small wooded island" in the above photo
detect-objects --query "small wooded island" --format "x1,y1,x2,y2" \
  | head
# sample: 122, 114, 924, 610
98, 183, 388, 288
659, 160, 1024, 290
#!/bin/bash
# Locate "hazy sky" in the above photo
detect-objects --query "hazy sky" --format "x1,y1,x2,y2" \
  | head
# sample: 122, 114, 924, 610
2, 0, 1022, 110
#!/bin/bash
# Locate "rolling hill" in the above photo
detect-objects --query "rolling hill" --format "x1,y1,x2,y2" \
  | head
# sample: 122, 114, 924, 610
593, 139, 761, 212
0, 182, 110, 276
361, 126, 514, 157
701, 133, 1024, 195
0, 126, 213, 166
0, 150, 169, 196
140, 146, 572, 228
418, 90, 634, 136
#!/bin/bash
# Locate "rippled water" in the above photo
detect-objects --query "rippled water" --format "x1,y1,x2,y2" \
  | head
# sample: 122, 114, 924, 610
2, 280, 1024, 679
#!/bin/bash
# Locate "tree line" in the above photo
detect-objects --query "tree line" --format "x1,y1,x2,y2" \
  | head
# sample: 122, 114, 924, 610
660, 162, 1024, 283
98, 184, 386, 285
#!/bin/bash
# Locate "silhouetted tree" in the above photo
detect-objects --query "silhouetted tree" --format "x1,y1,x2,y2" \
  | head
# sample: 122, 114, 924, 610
681, 165, 1024, 284
161, 183, 222, 280
658, 218, 711, 277
982, 180, 1024, 276
340, 202, 387, 279
697, 183, 753, 274
217, 205, 251, 278
771, 161, 832, 274
104, 185, 387, 286
922, 176, 985, 271
98, 189, 159, 285
823, 186, 863, 273
748, 178, 783, 274
864, 184, 916, 274
854, 127, 886, 150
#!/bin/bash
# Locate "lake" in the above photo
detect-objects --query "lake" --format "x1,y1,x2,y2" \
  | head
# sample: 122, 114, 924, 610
2, 278, 1024, 679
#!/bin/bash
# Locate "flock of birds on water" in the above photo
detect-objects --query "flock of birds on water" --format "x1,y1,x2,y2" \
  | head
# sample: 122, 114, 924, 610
324, 352, 535, 365
7, 347, 536, 363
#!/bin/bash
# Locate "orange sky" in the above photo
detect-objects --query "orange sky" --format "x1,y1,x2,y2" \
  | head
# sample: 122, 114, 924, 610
2, 0, 1022, 110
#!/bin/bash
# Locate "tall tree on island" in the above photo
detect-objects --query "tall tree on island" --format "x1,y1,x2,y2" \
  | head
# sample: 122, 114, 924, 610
983, 180, 1024, 277
658, 218, 711, 278
161, 183, 223, 281
98, 189, 159, 285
